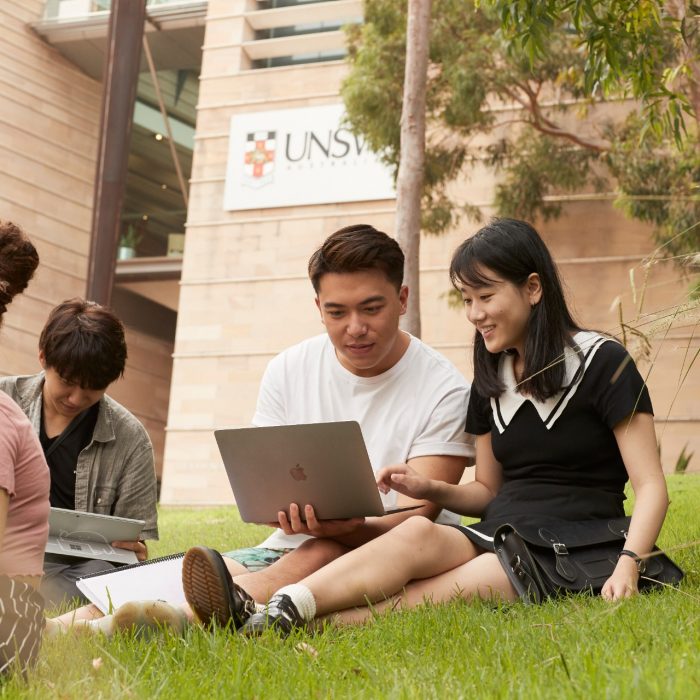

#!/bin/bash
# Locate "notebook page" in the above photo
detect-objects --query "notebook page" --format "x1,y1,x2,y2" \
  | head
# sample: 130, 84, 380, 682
76, 554, 186, 614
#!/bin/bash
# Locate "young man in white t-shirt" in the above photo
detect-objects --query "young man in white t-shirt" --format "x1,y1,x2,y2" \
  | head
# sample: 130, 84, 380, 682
181, 224, 474, 629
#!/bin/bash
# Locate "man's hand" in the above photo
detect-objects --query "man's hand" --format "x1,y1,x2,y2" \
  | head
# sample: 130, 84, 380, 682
268, 503, 365, 538
376, 463, 435, 501
112, 539, 148, 562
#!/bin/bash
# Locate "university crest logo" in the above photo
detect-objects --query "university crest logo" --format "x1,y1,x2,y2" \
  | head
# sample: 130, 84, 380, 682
243, 131, 276, 188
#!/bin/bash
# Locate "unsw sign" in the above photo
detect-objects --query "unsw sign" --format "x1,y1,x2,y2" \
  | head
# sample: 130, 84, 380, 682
223, 104, 396, 211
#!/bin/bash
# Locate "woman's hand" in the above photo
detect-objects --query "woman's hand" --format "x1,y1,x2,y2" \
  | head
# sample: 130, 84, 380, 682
601, 555, 639, 601
376, 463, 434, 501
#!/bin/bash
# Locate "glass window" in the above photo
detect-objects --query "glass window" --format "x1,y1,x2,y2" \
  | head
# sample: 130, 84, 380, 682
255, 19, 345, 40
251, 49, 346, 69
256, 0, 336, 9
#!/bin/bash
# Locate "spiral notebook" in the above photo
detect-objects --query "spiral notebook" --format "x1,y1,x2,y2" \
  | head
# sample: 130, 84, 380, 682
75, 553, 186, 614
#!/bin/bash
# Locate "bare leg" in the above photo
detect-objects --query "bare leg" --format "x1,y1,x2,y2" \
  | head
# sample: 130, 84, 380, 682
230, 538, 350, 602
323, 552, 517, 627
298, 518, 479, 616
49, 603, 105, 630
47, 600, 191, 636
47, 600, 197, 637
50, 538, 346, 633
223, 559, 249, 577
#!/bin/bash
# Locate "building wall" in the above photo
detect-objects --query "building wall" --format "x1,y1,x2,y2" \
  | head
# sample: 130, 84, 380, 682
107, 328, 173, 481
0, 0, 173, 479
0, 0, 98, 356
160, 0, 699, 505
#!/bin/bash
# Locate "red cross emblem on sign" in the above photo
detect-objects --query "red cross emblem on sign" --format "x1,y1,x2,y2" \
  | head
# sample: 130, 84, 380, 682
244, 139, 275, 178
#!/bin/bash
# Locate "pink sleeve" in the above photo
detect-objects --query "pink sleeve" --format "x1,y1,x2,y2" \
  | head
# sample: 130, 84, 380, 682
0, 417, 17, 498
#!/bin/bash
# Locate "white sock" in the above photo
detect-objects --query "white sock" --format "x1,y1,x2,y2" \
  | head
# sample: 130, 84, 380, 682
274, 584, 316, 621
44, 613, 115, 637
80, 615, 116, 636
43, 617, 68, 638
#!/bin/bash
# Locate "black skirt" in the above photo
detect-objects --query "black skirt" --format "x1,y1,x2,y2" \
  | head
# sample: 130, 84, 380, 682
454, 481, 626, 552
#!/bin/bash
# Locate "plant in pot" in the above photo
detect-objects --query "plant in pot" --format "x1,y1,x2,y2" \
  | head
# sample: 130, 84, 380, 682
118, 224, 141, 260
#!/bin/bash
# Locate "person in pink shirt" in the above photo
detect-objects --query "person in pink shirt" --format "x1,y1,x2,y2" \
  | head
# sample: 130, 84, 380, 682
0, 221, 50, 676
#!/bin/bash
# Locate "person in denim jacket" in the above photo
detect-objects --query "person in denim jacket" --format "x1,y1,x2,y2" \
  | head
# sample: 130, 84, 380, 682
0, 299, 158, 607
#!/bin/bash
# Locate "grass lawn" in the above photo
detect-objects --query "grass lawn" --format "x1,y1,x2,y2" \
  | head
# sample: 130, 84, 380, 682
4, 475, 699, 699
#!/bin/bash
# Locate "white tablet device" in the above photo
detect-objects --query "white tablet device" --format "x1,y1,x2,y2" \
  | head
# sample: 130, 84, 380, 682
46, 507, 145, 565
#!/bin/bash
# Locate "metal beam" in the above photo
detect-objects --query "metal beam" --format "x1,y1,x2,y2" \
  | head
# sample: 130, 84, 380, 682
86, 0, 147, 305
142, 35, 189, 209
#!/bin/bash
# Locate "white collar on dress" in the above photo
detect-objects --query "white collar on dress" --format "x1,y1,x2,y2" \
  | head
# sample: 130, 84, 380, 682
490, 331, 611, 433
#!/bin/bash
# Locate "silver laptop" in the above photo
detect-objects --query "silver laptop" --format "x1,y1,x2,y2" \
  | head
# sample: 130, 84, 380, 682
46, 507, 145, 565
215, 421, 420, 523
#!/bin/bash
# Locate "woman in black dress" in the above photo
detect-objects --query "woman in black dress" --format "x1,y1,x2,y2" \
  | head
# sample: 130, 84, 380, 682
236, 218, 671, 633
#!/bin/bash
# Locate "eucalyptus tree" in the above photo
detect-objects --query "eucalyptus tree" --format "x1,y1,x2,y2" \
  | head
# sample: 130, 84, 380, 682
341, 0, 699, 284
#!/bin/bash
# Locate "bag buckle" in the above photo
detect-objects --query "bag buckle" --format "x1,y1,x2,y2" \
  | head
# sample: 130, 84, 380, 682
552, 542, 577, 582
511, 555, 543, 605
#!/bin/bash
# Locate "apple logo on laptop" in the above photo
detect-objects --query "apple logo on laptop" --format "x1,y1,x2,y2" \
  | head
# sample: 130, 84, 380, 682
289, 464, 307, 481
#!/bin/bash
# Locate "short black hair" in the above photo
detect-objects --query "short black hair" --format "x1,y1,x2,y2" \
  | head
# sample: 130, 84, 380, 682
39, 299, 128, 390
308, 224, 404, 292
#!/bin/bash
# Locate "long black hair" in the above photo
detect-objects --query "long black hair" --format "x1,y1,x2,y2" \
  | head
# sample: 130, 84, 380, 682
449, 218, 581, 402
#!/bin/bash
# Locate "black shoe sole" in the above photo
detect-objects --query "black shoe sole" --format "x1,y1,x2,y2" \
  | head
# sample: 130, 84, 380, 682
182, 546, 237, 628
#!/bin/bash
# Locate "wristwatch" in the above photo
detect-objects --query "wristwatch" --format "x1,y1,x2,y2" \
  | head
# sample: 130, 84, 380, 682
618, 548, 646, 574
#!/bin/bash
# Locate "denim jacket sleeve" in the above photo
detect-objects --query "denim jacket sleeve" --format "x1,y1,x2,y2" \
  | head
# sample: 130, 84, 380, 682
77, 396, 159, 540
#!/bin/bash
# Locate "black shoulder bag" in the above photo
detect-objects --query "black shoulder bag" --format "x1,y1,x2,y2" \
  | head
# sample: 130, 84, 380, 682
493, 516, 684, 604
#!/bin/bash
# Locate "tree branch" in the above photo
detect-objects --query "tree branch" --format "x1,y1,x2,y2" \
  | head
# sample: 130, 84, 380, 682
520, 80, 610, 152
525, 118, 609, 152
499, 84, 531, 110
